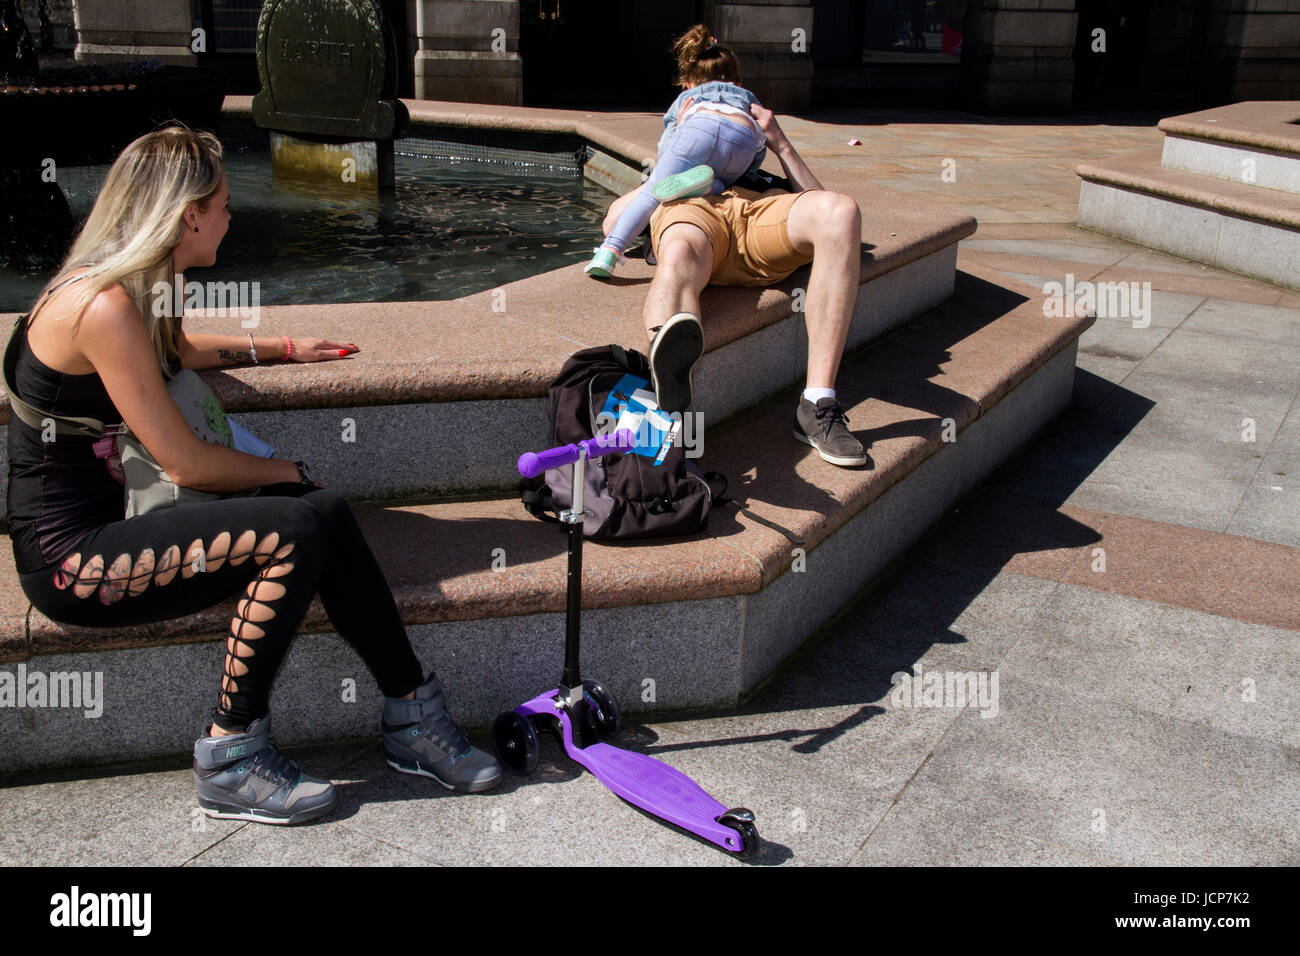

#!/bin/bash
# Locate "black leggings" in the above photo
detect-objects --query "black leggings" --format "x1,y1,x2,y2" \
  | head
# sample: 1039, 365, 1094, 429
19, 484, 423, 732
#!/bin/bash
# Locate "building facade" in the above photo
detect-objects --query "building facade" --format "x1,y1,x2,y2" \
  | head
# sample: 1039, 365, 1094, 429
56, 0, 1300, 113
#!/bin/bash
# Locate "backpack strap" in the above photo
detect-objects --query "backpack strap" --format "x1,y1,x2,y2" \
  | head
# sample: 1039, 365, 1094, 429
704, 470, 730, 504
520, 484, 561, 523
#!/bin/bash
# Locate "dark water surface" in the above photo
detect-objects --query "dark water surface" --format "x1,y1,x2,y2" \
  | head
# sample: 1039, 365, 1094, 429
1, 151, 613, 311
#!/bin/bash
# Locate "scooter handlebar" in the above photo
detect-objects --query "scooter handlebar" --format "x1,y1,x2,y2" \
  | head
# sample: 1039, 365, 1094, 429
517, 429, 637, 479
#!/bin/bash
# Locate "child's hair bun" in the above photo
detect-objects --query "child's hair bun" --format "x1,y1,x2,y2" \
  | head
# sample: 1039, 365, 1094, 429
673, 23, 741, 88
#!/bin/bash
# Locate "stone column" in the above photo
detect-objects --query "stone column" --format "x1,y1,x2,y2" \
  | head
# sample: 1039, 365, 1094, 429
410, 0, 521, 104
72, 0, 197, 67
704, 0, 814, 113
960, 0, 1078, 114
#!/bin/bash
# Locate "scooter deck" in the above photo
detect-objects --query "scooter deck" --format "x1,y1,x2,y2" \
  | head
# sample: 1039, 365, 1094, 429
516, 693, 744, 854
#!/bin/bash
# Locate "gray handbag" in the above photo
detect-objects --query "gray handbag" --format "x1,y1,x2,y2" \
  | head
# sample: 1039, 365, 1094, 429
118, 369, 233, 517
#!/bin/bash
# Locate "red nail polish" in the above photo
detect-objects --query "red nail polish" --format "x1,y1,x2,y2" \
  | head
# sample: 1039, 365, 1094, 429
338, 349, 348, 356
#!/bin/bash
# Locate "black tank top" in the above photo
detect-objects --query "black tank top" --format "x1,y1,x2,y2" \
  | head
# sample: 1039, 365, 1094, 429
6, 279, 126, 573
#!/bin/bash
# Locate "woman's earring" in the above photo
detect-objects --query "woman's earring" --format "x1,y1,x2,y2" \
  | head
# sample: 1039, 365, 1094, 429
193, 224, 199, 233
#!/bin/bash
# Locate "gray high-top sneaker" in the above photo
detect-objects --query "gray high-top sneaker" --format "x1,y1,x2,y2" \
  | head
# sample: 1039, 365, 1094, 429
382, 673, 504, 793
193, 716, 337, 825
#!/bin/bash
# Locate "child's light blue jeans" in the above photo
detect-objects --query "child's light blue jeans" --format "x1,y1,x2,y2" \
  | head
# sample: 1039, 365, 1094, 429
603, 110, 766, 255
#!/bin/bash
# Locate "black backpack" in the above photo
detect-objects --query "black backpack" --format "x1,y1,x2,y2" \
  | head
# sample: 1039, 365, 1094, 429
521, 345, 725, 539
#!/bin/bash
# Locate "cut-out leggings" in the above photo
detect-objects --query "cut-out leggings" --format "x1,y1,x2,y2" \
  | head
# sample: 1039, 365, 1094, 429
18, 484, 423, 733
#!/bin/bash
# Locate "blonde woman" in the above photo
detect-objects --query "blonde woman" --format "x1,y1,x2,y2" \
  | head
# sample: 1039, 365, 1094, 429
5, 125, 502, 824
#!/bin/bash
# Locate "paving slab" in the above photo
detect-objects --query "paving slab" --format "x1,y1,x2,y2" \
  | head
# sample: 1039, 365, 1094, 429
1001, 584, 1300, 745
899, 676, 1300, 866
0, 766, 238, 867
1180, 297, 1300, 347
0, 737, 372, 866
1136, 327, 1300, 390
850, 796, 1113, 866
1014, 370, 1291, 532
185, 817, 435, 867
1075, 321, 1174, 382
840, 554, 1061, 669
1228, 398, 1300, 547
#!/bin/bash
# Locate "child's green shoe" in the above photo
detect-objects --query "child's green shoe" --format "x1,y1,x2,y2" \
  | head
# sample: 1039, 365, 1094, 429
652, 164, 715, 202
584, 247, 622, 279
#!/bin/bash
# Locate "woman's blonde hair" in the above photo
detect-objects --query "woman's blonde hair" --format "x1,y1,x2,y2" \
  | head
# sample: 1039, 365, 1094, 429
38, 123, 225, 373
673, 24, 741, 89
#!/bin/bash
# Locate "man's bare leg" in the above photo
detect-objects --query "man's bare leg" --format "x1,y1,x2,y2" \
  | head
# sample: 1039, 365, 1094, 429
643, 221, 714, 344
639, 221, 713, 412
784, 190, 862, 390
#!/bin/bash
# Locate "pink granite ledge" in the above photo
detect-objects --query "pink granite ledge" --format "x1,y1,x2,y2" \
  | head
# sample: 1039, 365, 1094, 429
4, 262, 1091, 661
0, 208, 972, 425
1157, 101, 1300, 156
1078, 149, 1300, 230
0, 299, 585, 424
223, 95, 663, 172
459, 180, 975, 357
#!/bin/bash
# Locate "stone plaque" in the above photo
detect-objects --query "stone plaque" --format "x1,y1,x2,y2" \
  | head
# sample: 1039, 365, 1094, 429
252, 0, 408, 140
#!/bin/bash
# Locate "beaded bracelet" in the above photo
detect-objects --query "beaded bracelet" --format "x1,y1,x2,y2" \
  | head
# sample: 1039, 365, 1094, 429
282, 336, 294, 362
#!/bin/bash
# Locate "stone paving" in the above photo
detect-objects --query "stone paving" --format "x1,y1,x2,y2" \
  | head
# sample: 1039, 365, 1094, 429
2, 109, 1296, 866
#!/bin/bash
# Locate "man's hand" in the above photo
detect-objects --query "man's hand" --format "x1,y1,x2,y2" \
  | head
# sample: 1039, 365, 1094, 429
750, 103, 823, 192
749, 102, 789, 152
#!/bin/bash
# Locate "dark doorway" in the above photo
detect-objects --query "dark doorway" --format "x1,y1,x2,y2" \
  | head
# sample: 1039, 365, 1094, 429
1072, 0, 1208, 111
520, 0, 696, 109
1072, 0, 1151, 106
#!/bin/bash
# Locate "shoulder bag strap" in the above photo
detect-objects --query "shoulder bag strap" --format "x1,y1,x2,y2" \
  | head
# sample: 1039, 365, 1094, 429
3, 275, 110, 438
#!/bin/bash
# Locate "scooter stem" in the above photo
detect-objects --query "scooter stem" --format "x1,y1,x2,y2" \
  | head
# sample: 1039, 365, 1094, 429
559, 447, 588, 690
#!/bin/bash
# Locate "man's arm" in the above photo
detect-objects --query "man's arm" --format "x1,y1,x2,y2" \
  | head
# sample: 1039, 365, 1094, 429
749, 103, 823, 192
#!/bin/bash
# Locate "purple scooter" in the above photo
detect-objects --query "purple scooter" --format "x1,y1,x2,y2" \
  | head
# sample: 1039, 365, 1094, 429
493, 429, 759, 860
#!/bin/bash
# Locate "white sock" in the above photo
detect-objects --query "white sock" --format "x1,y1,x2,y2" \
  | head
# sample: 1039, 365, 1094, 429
802, 387, 836, 404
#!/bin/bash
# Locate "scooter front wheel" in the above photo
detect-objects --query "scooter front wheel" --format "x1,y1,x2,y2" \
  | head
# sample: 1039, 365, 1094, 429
719, 808, 760, 861
581, 679, 621, 741
492, 711, 540, 775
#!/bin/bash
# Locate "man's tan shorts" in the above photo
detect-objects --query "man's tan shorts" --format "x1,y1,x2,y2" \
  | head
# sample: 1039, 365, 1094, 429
649, 187, 813, 287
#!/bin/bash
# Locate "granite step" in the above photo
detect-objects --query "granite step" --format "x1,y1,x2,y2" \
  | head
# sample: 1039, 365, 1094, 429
1157, 101, 1300, 196
0, 187, 974, 507
0, 262, 1092, 774
1077, 148, 1300, 291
